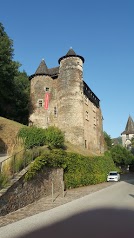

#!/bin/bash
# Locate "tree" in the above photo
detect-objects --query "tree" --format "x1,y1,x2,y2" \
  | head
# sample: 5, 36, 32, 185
110, 144, 134, 167
130, 136, 134, 155
0, 22, 30, 124
13, 71, 30, 124
0, 22, 18, 117
103, 131, 112, 150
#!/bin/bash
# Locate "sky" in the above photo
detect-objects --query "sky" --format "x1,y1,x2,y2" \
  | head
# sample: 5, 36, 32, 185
1, 0, 134, 138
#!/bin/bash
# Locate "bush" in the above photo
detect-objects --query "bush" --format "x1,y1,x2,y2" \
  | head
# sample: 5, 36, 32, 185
25, 149, 117, 189
18, 126, 46, 149
25, 149, 66, 181
18, 126, 65, 149
64, 152, 117, 188
46, 126, 65, 148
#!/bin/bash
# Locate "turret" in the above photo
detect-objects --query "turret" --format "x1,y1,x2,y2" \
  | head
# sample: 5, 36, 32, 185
57, 48, 85, 146
29, 59, 53, 128
121, 116, 134, 147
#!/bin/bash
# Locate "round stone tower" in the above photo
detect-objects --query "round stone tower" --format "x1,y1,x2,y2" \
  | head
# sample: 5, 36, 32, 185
57, 48, 85, 146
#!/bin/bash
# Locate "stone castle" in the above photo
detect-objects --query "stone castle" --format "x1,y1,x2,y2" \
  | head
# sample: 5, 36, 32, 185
29, 48, 104, 154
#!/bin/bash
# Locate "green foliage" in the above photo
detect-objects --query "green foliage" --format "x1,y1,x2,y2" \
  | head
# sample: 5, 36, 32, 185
0, 173, 9, 189
0, 22, 30, 124
25, 149, 117, 189
12, 71, 30, 125
45, 126, 65, 148
110, 144, 134, 166
104, 131, 112, 150
64, 152, 116, 188
18, 126, 46, 149
25, 150, 66, 181
18, 126, 65, 149
0, 23, 18, 118
131, 136, 134, 155
8, 147, 44, 176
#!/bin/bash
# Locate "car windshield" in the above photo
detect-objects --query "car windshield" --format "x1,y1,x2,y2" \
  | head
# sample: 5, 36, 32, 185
109, 172, 117, 176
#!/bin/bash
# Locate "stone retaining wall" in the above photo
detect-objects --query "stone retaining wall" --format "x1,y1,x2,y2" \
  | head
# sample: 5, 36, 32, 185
0, 167, 63, 216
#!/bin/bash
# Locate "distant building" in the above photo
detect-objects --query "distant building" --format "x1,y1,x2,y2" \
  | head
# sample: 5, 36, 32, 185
29, 48, 104, 154
121, 116, 134, 148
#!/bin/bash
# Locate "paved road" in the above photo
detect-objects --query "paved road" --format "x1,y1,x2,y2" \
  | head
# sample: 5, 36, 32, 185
0, 177, 134, 238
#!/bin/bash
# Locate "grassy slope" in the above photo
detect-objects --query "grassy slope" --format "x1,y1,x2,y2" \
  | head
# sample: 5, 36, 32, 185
65, 142, 97, 156
0, 117, 97, 157
0, 117, 25, 155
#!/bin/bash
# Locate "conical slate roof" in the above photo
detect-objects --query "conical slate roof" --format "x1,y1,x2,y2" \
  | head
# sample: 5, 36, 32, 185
66, 48, 77, 56
58, 48, 85, 64
35, 59, 49, 75
121, 116, 134, 134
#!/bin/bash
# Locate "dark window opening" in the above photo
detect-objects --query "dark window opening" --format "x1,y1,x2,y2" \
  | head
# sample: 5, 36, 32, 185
38, 99, 43, 107
85, 140, 87, 148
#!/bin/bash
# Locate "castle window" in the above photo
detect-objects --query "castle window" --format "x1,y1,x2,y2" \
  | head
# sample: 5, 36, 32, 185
126, 134, 129, 139
54, 106, 57, 117
94, 116, 96, 125
85, 140, 87, 148
93, 104, 96, 112
85, 95, 88, 105
46, 87, 49, 91
85, 111, 89, 121
38, 99, 43, 107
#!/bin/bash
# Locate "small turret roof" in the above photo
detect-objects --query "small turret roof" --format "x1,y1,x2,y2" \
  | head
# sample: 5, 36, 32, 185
58, 48, 85, 64
35, 59, 49, 75
66, 48, 77, 56
29, 60, 59, 80
121, 116, 134, 135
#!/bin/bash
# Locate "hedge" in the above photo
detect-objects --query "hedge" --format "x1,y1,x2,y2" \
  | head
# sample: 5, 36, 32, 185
25, 150, 117, 189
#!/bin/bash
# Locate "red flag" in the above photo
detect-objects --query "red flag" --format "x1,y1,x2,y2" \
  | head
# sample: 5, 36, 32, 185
44, 93, 49, 109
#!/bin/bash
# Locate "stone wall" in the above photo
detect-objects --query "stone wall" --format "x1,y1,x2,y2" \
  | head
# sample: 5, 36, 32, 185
57, 57, 84, 146
29, 53, 104, 154
0, 167, 63, 216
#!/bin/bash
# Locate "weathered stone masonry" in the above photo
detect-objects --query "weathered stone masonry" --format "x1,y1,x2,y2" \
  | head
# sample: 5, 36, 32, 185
29, 48, 104, 154
0, 167, 63, 216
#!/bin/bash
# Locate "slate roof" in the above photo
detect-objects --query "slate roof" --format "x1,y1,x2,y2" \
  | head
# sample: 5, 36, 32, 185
121, 116, 134, 135
35, 59, 49, 75
48, 67, 59, 77
58, 48, 85, 64
29, 48, 84, 80
66, 48, 77, 56
29, 60, 59, 80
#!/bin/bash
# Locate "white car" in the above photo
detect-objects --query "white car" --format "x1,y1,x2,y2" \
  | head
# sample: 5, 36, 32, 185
107, 171, 120, 182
